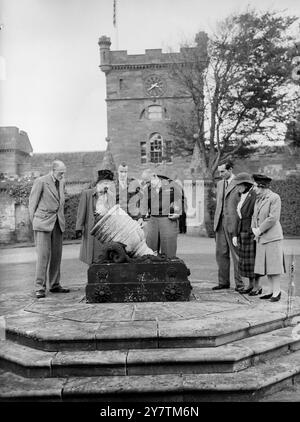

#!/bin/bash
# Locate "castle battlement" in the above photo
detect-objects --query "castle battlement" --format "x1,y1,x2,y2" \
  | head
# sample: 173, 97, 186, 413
109, 48, 188, 64
98, 35, 199, 73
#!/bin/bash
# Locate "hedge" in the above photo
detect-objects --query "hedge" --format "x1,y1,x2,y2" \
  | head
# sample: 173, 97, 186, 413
64, 193, 81, 240
271, 176, 300, 236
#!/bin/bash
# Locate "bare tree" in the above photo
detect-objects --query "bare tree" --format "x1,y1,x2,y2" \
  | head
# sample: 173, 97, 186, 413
168, 9, 300, 179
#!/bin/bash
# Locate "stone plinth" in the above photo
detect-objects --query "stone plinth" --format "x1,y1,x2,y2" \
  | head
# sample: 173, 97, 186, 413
86, 259, 192, 303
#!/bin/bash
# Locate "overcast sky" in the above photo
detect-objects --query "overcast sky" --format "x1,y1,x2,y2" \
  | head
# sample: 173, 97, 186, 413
0, 0, 299, 153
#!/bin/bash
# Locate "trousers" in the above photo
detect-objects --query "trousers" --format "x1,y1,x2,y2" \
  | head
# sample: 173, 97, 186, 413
146, 216, 178, 258
215, 221, 243, 288
34, 219, 63, 293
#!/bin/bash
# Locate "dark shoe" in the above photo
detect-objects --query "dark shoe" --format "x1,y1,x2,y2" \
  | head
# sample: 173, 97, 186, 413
260, 293, 273, 300
50, 286, 70, 293
239, 287, 253, 294
212, 285, 230, 290
270, 292, 281, 302
235, 287, 245, 292
36, 291, 45, 298
249, 288, 263, 296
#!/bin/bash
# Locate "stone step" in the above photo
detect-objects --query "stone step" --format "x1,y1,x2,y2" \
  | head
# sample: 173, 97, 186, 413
5, 308, 293, 351
1, 326, 300, 378
260, 384, 300, 401
1, 349, 300, 401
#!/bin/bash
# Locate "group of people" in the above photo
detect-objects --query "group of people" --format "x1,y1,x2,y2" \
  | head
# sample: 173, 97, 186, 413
29, 160, 184, 298
28, 159, 285, 302
213, 160, 285, 302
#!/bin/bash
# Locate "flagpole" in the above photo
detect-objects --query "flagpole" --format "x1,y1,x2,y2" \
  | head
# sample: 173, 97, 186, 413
113, 0, 119, 50
115, 23, 119, 50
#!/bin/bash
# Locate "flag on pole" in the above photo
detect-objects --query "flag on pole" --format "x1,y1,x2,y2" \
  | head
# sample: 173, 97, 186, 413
113, 0, 117, 27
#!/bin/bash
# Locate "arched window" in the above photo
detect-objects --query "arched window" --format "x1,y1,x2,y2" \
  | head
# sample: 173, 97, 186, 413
149, 133, 163, 163
140, 134, 173, 164
139, 105, 169, 121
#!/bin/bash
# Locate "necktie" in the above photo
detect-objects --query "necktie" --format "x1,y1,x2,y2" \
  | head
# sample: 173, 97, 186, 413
55, 179, 60, 197
222, 180, 227, 207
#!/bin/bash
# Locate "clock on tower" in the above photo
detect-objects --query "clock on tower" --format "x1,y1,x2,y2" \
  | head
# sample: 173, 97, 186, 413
144, 74, 165, 97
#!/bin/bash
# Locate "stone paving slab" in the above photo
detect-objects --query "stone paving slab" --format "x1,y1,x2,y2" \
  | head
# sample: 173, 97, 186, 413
126, 343, 252, 375
0, 369, 65, 401
51, 305, 135, 323
52, 350, 128, 377
157, 315, 251, 336
5, 313, 63, 335
62, 373, 185, 400
260, 385, 300, 401
96, 321, 159, 350
22, 320, 100, 341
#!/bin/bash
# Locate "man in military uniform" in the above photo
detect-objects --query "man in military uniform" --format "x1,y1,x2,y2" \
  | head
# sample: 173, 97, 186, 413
140, 169, 183, 258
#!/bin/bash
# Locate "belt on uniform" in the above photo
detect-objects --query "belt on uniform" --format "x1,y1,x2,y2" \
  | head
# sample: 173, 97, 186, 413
151, 215, 169, 217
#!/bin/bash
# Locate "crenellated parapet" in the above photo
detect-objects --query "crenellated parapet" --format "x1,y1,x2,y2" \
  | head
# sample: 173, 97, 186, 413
98, 35, 207, 72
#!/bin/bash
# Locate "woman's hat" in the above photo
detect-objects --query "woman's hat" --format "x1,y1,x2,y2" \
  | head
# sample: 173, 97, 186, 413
252, 173, 272, 187
234, 172, 254, 185
97, 169, 114, 182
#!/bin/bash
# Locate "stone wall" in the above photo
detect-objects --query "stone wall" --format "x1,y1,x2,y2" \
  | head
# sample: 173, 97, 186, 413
15, 204, 33, 243
30, 151, 105, 184
0, 192, 16, 243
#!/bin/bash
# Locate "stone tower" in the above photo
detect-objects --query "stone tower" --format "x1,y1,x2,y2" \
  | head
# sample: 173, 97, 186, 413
98, 36, 203, 179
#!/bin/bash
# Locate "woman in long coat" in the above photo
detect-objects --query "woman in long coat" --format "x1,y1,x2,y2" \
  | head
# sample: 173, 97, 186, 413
251, 174, 285, 302
231, 173, 261, 295
75, 170, 115, 265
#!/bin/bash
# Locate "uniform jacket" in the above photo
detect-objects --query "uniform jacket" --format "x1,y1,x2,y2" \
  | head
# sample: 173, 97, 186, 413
251, 189, 283, 244
75, 188, 99, 265
213, 176, 238, 234
28, 173, 65, 232
140, 179, 183, 218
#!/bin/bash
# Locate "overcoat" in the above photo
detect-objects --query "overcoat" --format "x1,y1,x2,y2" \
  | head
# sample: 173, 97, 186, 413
28, 173, 65, 232
76, 188, 103, 265
251, 189, 284, 275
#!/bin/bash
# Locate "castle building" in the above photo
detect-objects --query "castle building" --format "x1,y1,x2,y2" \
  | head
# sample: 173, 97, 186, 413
98, 35, 203, 179
0, 127, 33, 178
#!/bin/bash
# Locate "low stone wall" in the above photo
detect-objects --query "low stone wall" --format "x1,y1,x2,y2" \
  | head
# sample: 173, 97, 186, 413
0, 192, 16, 243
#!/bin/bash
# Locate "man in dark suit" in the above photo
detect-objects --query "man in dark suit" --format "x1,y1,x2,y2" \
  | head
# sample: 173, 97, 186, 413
212, 160, 244, 291
28, 160, 70, 298
116, 162, 143, 221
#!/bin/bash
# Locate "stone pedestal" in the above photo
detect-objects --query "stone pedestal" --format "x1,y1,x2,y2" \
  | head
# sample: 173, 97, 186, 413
86, 259, 192, 303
